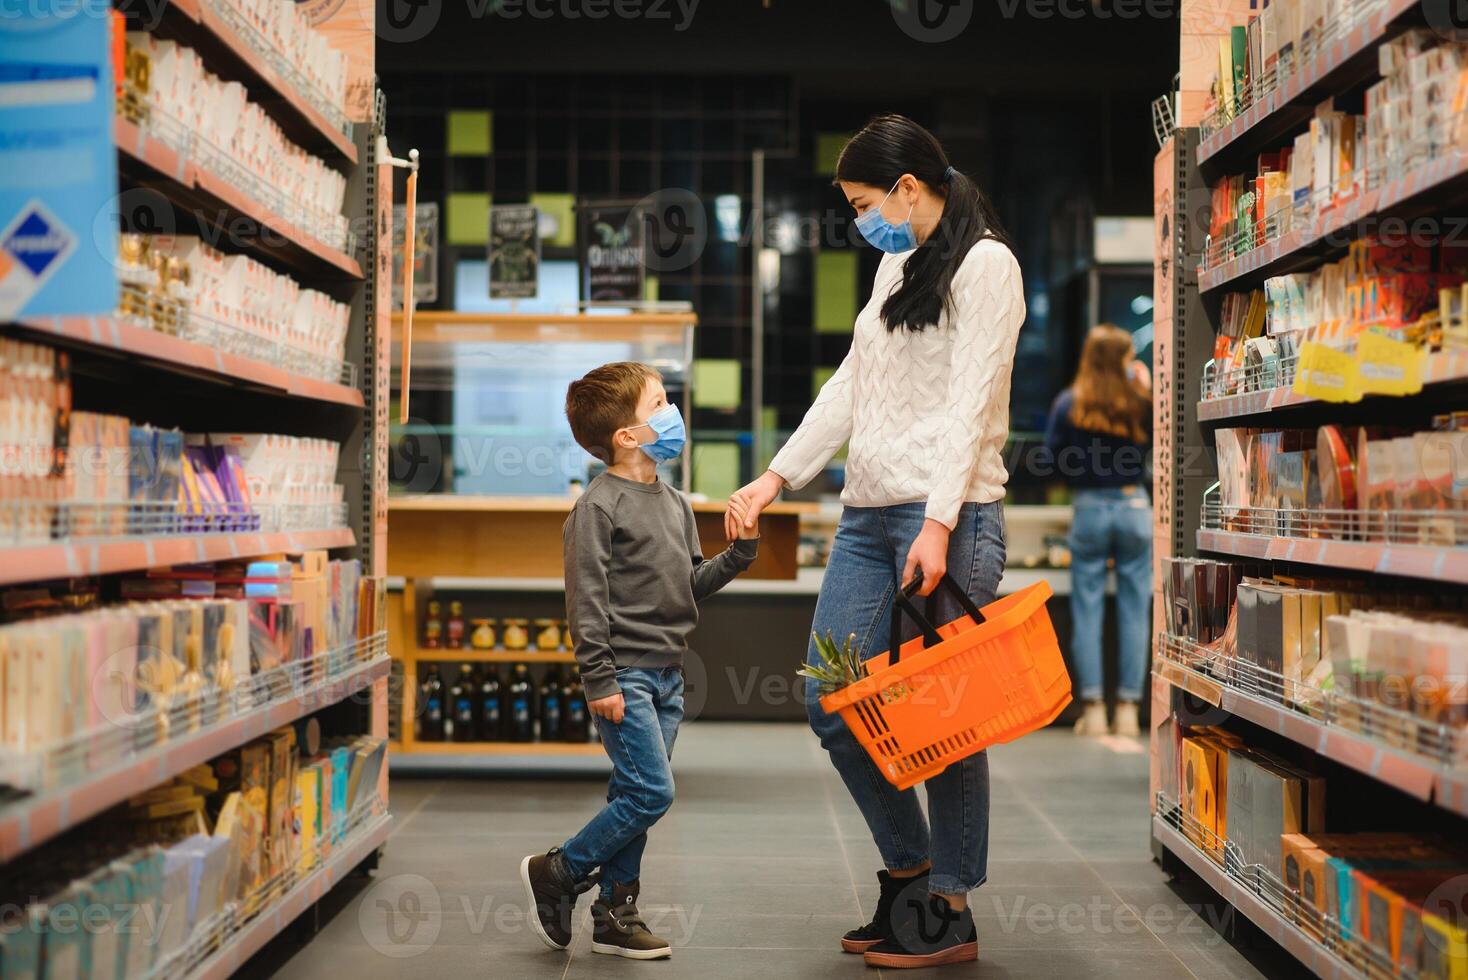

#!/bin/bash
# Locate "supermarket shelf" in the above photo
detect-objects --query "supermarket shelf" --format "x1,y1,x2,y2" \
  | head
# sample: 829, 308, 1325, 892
0, 526, 355, 587
391, 742, 609, 773
15, 315, 364, 409
387, 566, 1089, 597
1199, 150, 1468, 294
1195, 0, 1420, 173
394, 310, 697, 347
1152, 653, 1468, 817
0, 651, 389, 862
408, 648, 576, 664
116, 117, 362, 281
1199, 347, 1468, 421
168, 812, 391, 980
1196, 527, 1468, 584
150, 0, 356, 163
1150, 816, 1364, 980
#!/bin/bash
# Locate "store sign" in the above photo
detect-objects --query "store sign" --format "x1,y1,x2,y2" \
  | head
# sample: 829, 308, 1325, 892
580, 201, 645, 304
0, 5, 119, 319
489, 204, 540, 300
392, 201, 438, 305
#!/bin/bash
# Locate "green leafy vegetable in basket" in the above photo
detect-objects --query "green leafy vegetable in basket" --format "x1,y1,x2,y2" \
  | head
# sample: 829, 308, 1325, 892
797, 630, 863, 698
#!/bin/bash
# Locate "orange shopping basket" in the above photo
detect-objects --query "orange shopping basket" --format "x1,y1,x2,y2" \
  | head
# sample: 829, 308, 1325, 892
820, 573, 1071, 790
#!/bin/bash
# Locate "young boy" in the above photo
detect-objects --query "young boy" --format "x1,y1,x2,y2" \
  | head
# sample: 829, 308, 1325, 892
521, 361, 759, 959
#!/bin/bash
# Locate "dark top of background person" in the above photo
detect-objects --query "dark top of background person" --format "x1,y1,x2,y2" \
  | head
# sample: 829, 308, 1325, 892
1043, 323, 1151, 490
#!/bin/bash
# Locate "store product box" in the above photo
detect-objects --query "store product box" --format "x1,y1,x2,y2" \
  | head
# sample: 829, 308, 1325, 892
1224, 748, 1324, 883
1182, 736, 1224, 860
1421, 909, 1468, 980
0, 904, 47, 980
1281, 834, 1330, 934
296, 766, 320, 871
158, 846, 193, 959
265, 727, 297, 878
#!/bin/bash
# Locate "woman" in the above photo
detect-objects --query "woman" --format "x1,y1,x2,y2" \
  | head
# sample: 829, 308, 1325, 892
1042, 323, 1152, 738
726, 114, 1024, 969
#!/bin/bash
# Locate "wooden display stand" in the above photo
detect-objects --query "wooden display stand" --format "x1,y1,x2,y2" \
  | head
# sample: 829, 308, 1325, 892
386, 494, 813, 759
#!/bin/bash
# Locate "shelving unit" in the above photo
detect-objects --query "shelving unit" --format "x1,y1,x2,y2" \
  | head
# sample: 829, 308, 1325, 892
1151, 5, 1468, 976
0, 0, 394, 971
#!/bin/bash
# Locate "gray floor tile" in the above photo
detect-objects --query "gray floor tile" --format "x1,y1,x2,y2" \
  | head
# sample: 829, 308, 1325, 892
240, 723, 1311, 979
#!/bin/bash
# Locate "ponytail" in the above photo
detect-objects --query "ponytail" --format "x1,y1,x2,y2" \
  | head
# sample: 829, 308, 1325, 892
835, 114, 1014, 333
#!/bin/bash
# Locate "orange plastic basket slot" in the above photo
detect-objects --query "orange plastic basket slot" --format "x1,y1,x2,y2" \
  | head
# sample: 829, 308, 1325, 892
821, 579, 1071, 790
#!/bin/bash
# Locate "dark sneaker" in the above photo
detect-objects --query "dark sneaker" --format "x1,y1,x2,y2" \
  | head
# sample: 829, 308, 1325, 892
842, 869, 929, 953
590, 880, 672, 960
863, 891, 978, 969
520, 848, 595, 950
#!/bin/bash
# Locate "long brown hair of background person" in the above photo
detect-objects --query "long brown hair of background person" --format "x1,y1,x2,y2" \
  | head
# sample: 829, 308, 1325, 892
1068, 323, 1149, 444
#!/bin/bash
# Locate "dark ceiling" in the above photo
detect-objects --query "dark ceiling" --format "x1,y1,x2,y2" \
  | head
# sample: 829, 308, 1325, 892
377, 0, 1179, 99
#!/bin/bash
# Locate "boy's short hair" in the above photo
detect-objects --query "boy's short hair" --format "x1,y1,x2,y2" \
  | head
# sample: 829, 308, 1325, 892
565, 362, 661, 463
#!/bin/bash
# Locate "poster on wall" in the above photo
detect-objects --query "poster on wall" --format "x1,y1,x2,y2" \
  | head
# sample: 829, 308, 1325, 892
579, 200, 645, 304
0, 4, 119, 319
392, 201, 438, 305
489, 204, 540, 299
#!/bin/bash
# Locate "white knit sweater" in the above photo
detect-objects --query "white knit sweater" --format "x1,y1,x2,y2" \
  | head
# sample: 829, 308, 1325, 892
769, 238, 1026, 529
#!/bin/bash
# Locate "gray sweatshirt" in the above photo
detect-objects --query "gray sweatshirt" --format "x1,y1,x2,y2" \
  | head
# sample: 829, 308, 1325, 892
563, 472, 759, 701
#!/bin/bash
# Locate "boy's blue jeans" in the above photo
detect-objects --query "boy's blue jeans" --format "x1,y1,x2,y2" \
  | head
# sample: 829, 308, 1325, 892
1068, 487, 1152, 703
806, 501, 1004, 897
561, 665, 684, 899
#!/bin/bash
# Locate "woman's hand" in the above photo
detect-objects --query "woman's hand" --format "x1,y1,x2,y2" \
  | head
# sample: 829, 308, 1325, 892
902, 519, 951, 596
725, 470, 784, 541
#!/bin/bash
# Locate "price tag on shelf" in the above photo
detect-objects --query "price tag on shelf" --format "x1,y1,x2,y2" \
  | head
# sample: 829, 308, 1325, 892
1292, 341, 1361, 402
1355, 331, 1424, 396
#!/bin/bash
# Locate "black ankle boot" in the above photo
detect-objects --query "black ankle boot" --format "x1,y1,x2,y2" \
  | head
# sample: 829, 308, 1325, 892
863, 891, 978, 969
841, 868, 929, 953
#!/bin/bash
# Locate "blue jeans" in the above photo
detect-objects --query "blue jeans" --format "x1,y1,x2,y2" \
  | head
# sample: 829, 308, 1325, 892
806, 501, 1004, 897
561, 666, 684, 898
1068, 487, 1152, 703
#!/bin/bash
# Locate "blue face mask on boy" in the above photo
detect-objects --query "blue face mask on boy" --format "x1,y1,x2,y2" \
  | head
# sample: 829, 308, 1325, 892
852, 178, 916, 253
630, 404, 686, 463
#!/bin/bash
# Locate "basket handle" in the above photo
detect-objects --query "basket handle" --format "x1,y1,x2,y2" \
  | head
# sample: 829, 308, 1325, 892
889, 571, 987, 666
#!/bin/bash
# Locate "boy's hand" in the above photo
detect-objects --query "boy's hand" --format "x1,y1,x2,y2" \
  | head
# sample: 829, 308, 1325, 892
726, 496, 760, 540
589, 692, 625, 724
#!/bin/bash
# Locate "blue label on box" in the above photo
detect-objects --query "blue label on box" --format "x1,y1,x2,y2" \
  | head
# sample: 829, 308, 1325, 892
0, 4, 119, 319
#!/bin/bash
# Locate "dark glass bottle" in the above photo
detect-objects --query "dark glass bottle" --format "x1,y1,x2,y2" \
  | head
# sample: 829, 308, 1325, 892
562, 669, 588, 742
418, 664, 444, 742
506, 663, 535, 743
478, 665, 504, 741
449, 664, 477, 742
538, 666, 563, 742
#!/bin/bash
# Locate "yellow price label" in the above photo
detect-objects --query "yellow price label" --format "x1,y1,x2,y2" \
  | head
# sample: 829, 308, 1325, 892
1356, 331, 1424, 396
1293, 341, 1361, 402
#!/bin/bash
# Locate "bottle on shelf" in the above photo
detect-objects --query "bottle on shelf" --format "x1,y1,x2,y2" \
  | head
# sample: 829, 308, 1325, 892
562, 668, 588, 742
478, 664, 504, 741
470, 617, 497, 651
502, 617, 529, 652
423, 600, 443, 649
534, 618, 561, 652
447, 600, 466, 649
449, 663, 477, 742
539, 665, 563, 742
418, 664, 445, 742
506, 662, 535, 743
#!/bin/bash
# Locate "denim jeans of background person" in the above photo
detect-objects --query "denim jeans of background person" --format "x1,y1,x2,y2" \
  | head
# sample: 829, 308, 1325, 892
1068, 486, 1151, 709
805, 501, 1004, 897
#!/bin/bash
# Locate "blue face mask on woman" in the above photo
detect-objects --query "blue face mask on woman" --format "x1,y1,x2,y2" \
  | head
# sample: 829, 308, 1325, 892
630, 403, 686, 462
852, 178, 916, 253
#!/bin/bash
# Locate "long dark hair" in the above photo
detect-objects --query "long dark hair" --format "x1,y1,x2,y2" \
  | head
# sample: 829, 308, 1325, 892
835, 114, 1013, 333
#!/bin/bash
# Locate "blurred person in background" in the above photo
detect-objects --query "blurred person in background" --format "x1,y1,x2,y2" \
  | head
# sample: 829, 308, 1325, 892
1044, 323, 1152, 737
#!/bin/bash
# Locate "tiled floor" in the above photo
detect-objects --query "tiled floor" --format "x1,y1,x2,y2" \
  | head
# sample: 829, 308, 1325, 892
245, 724, 1313, 979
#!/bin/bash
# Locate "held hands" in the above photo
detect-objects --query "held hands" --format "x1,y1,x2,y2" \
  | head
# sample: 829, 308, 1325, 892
902, 519, 951, 597
588, 692, 625, 724
725, 470, 783, 542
